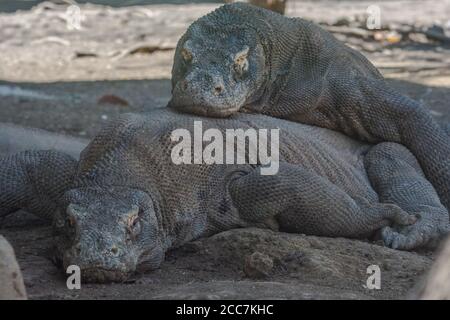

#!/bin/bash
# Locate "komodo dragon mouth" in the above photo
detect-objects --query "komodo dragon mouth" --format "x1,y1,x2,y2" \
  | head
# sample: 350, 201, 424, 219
169, 102, 242, 118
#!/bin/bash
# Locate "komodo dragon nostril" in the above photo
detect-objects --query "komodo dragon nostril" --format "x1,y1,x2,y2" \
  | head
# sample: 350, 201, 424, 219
111, 247, 119, 255
214, 85, 223, 95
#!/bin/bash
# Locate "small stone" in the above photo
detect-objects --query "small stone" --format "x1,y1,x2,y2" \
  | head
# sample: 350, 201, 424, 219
309, 238, 326, 249
243, 251, 273, 279
408, 33, 429, 44
248, 0, 286, 15
97, 94, 129, 106
334, 17, 352, 27
386, 31, 402, 43
373, 31, 385, 41
0, 236, 27, 300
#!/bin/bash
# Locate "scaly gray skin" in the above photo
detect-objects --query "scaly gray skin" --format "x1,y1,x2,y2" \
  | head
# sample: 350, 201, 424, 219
1, 109, 449, 282
0, 123, 87, 159
169, 2, 450, 212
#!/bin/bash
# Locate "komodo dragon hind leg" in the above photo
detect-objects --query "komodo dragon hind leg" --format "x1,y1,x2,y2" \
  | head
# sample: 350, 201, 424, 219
365, 142, 450, 250
229, 162, 416, 240
0, 150, 77, 222
338, 75, 450, 211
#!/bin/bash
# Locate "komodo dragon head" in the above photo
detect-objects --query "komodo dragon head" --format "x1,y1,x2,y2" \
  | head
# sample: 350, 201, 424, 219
169, 3, 268, 117
53, 186, 165, 283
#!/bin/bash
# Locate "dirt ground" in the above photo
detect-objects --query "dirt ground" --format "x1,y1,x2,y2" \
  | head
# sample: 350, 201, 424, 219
0, 1, 449, 299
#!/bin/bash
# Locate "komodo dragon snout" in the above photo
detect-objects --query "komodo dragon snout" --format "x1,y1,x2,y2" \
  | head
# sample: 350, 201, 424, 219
53, 187, 164, 283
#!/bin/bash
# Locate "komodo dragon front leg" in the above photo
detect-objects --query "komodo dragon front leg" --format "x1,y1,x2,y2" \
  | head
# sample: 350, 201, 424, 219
229, 162, 417, 244
0, 150, 77, 221
365, 142, 450, 250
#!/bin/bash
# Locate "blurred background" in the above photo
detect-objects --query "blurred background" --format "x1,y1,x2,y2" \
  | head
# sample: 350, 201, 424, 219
0, 0, 223, 12
0, 0, 448, 136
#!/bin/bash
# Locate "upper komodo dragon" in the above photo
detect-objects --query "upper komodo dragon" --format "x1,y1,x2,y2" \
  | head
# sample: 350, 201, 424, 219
169, 3, 450, 211
0, 109, 448, 282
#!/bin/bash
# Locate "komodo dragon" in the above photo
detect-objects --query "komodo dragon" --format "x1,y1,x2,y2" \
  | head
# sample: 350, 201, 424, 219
0, 109, 448, 282
169, 3, 450, 211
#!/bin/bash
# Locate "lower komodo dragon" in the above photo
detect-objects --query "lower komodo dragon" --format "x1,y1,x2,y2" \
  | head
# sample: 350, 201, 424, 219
0, 109, 448, 282
169, 3, 450, 212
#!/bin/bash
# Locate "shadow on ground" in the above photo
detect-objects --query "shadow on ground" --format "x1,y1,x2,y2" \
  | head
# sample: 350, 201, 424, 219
0, 79, 171, 137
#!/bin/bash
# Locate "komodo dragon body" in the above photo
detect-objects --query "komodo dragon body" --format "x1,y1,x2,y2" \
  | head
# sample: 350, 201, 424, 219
169, 2, 450, 211
1, 109, 448, 282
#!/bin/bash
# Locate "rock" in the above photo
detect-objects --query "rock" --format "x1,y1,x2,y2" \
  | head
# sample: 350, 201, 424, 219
373, 31, 402, 43
411, 236, 450, 299
97, 94, 129, 106
424, 24, 450, 44
408, 32, 430, 44
244, 251, 274, 279
334, 17, 352, 27
189, 228, 433, 299
0, 235, 27, 300
248, 0, 286, 15
385, 31, 402, 44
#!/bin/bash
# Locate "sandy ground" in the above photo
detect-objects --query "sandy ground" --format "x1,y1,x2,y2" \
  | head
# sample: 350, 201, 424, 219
0, 1, 449, 299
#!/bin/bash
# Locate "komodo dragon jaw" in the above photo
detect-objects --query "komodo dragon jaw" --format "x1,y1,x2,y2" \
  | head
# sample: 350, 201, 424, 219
52, 187, 165, 283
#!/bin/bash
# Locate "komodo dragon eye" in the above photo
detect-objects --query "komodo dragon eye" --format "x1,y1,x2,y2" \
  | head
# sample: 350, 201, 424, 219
233, 47, 249, 77
181, 47, 193, 63
126, 205, 142, 241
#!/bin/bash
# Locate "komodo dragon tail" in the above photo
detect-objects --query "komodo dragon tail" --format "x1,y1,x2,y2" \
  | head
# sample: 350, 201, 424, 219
0, 123, 87, 159
0, 124, 86, 221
